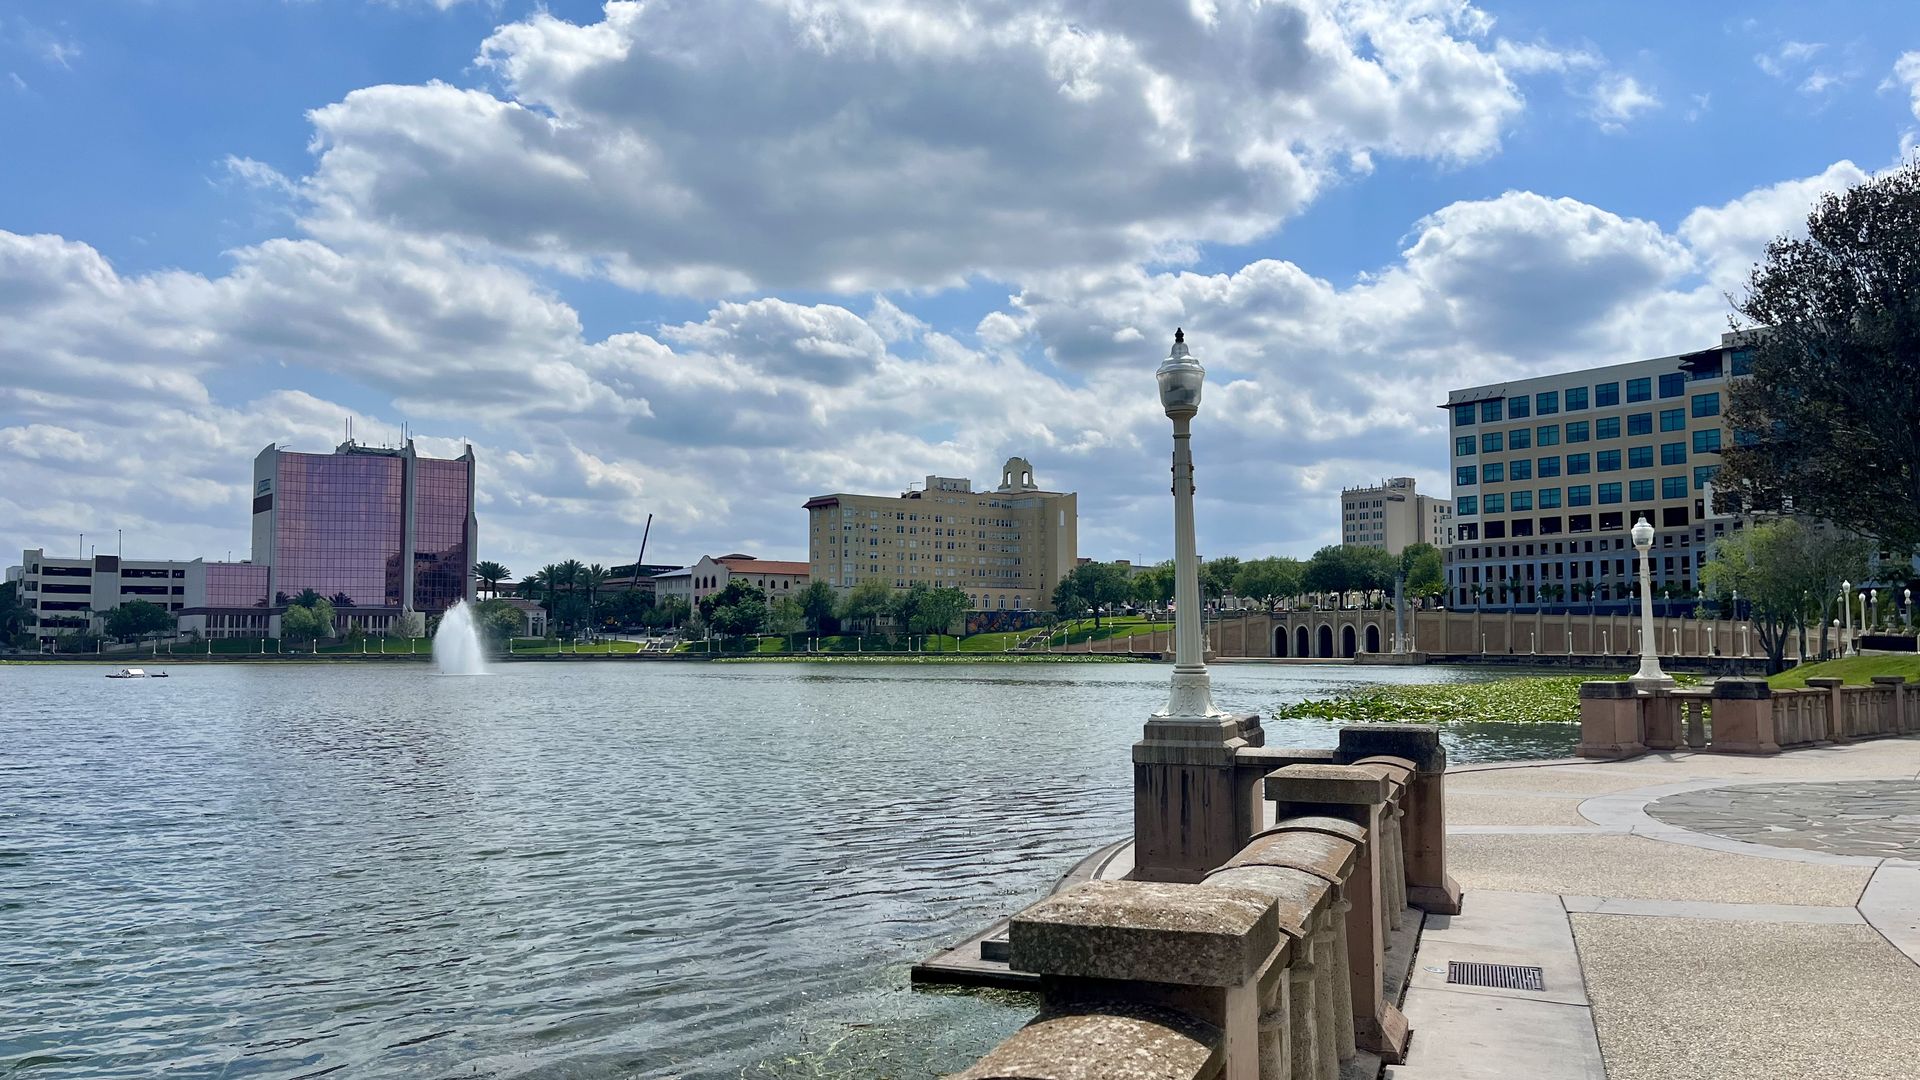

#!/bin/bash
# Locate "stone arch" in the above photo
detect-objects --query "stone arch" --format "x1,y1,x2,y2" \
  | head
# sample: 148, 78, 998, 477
1365, 623, 1381, 654
1341, 624, 1357, 658
1317, 624, 1334, 658
1273, 625, 1289, 657
1295, 625, 1310, 658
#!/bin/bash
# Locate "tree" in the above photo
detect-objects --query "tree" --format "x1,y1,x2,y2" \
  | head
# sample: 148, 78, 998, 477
1703, 518, 1872, 672
104, 600, 174, 644
388, 610, 424, 639
1051, 575, 1091, 623
1200, 555, 1242, 600
1350, 547, 1398, 606
1399, 543, 1445, 603
839, 578, 895, 636
797, 580, 839, 633
1232, 557, 1303, 608
292, 588, 324, 609
1130, 562, 1174, 608
605, 588, 653, 628
705, 580, 767, 644
328, 592, 355, 609
583, 564, 612, 631
1072, 562, 1133, 628
552, 560, 587, 632
281, 597, 336, 644
919, 587, 971, 648
767, 596, 805, 640
471, 598, 523, 644
1716, 161, 1920, 556
1303, 546, 1359, 603
471, 561, 511, 599
0, 580, 30, 643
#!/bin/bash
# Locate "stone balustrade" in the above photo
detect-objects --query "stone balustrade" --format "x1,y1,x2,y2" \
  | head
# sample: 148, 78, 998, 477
1578, 675, 1917, 758
947, 726, 1451, 1080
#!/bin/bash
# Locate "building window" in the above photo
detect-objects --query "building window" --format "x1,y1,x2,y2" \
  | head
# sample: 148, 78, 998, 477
1693, 429, 1722, 454
1457, 495, 1478, 515
1564, 421, 1589, 443
1628, 445, 1653, 469
1595, 382, 1620, 407
1660, 408, 1686, 432
1536, 391, 1559, 415
1691, 392, 1721, 418
1485, 493, 1505, 513
1567, 453, 1591, 475
1629, 478, 1655, 502
1512, 490, 1533, 511
1538, 456, 1561, 478
1454, 436, 1475, 457
1597, 450, 1621, 472
1453, 404, 1475, 426
1626, 412, 1651, 436
1731, 349, 1753, 376
1456, 466, 1477, 486
1659, 372, 1685, 398
1483, 462, 1505, 483
1694, 464, 1721, 490
1627, 377, 1651, 403
1598, 483, 1622, 504
1508, 428, 1532, 450
1596, 416, 1620, 440
1660, 442, 1687, 465
1539, 488, 1562, 509
1481, 432, 1503, 453
1537, 425, 1559, 446
1510, 459, 1532, 481
1662, 476, 1687, 499
1508, 396, 1531, 419
1480, 400, 1503, 423
1566, 387, 1589, 411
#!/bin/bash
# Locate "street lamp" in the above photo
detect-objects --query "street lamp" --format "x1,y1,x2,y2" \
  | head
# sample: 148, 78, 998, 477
1152, 329, 1226, 722
1870, 588, 1879, 631
1630, 516, 1671, 686
1859, 590, 1869, 644
1841, 580, 1853, 653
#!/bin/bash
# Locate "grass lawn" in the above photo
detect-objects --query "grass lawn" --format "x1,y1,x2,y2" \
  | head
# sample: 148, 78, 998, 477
509, 638, 640, 655
1769, 654, 1920, 689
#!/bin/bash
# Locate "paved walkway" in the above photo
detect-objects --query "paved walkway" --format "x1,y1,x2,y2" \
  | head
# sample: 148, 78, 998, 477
1392, 737, 1920, 1080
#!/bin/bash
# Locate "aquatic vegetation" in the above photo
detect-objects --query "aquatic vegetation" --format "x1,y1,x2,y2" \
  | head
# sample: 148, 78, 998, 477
1273, 674, 1694, 725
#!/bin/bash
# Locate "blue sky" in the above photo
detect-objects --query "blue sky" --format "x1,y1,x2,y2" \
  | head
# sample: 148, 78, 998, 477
3, 0, 1918, 576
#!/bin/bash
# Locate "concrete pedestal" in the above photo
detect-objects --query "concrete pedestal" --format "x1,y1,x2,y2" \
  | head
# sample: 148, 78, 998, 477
1133, 712, 1264, 883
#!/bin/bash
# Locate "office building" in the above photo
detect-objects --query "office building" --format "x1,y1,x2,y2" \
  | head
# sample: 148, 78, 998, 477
1442, 333, 1750, 610
251, 439, 478, 628
652, 554, 809, 609
17, 550, 268, 647
803, 457, 1077, 611
1340, 477, 1452, 554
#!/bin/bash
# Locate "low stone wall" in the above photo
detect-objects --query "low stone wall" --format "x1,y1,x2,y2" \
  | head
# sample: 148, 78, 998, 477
1578, 676, 1917, 758
947, 726, 1454, 1080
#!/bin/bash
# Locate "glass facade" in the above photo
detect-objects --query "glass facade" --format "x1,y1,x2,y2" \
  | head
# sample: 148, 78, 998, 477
206, 563, 269, 607
273, 453, 405, 606
412, 457, 472, 613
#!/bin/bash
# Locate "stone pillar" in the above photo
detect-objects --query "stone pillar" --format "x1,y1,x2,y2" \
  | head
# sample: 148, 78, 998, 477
1578, 680, 1646, 758
1806, 677, 1849, 743
1876, 675, 1913, 735
1008, 880, 1278, 1080
1262, 768, 1410, 1062
1336, 726, 1460, 916
1133, 712, 1265, 883
1642, 687, 1680, 752
1706, 679, 1777, 755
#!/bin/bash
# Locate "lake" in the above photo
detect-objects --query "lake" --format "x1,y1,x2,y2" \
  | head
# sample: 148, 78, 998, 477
0, 660, 1573, 1079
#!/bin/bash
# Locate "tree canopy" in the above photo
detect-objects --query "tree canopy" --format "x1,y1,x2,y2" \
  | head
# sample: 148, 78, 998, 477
1400, 543, 1446, 602
104, 600, 174, 644
1702, 518, 1872, 671
1232, 557, 1303, 605
838, 578, 895, 634
1718, 160, 1920, 555
702, 580, 767, 642
281, 596, 336, 643
797, 581, 839, 633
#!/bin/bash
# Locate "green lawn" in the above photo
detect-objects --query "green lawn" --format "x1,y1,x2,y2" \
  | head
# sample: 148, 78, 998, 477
1769, 654, 1920, 689
508, 638, 640, 655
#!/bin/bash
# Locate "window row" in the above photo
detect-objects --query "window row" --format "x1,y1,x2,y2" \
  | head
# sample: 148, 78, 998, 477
1451, 380, 1715, 427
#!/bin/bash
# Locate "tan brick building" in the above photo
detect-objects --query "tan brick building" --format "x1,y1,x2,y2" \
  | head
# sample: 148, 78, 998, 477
803, 457, 1077, 611
1340, 477, 1452, 554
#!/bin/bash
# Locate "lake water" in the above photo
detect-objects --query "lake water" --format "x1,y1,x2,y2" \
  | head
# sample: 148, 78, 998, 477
1, 660, 1573, 1079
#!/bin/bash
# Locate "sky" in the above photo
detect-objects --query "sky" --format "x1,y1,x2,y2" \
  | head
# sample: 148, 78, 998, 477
3, 0, 1919, 577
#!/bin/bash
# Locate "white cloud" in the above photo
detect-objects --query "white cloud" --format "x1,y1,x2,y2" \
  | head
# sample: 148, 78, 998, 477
1677, 160, 1871, 291
1887, 51, 1920, 121
1587, 72, 1659, 132
291, 0, 1555, 294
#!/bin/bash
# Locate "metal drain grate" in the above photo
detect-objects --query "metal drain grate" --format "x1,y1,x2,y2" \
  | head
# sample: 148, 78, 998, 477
1447, 961, 1545, 991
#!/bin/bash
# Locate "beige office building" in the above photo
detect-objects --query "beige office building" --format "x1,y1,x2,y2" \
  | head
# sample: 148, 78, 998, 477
1442, 333, 1750, 611
1340, 477, 1452, 554
803, 457, 1077, 611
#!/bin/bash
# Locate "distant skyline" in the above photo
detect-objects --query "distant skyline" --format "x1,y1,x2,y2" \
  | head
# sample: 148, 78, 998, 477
3, 1, 1919, 574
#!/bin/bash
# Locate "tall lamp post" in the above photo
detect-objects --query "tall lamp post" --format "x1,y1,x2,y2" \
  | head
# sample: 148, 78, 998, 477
1133, 329, 1260, 885
1841, 580, 1852, 654
1630, 516, 1672, 687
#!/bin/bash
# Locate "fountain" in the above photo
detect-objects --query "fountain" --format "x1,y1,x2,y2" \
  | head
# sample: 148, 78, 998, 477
432, 600, 488, 675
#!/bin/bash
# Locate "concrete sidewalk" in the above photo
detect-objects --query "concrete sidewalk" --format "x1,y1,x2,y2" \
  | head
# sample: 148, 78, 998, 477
1391, 737, 1920, 1080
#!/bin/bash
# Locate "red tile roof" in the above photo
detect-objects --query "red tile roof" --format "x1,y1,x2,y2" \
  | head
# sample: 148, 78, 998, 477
717, 557, 810, 576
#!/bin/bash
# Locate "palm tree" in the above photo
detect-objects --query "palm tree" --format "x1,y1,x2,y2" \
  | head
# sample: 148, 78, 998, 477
329, 592, 355, 608
584, 564, 611, 632
472, 561, 510, 599
552, 559, 586, 633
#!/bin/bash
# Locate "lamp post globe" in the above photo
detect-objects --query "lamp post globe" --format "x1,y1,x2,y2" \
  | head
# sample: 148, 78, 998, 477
1629, 515, 1670, 686
1152, 328, 1225, 722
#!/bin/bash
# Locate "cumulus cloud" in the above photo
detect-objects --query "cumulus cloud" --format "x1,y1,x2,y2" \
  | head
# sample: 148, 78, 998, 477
287, 0, 1567, 293
1887, 51, 1920, 121
1586, 72, 1659, 131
